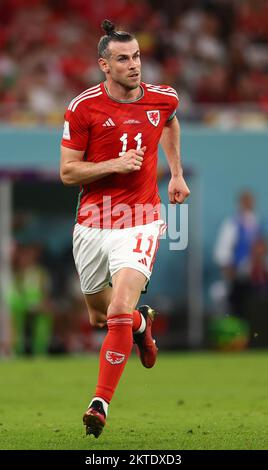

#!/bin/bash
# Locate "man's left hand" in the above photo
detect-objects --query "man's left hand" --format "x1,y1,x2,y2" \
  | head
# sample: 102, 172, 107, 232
168, 175, 190, 204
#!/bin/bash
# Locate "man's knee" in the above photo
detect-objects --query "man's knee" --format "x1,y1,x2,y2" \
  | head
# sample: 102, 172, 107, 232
107, 299, 134, 317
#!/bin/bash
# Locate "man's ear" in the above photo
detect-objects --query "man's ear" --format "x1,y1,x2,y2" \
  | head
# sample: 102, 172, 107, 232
98, 57, 110, 74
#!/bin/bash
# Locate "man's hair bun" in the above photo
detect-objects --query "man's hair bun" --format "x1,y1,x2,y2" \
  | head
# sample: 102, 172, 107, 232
102, 19, 115, 36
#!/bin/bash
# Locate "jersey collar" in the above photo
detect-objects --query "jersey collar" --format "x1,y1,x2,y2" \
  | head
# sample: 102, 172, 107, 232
103, 82, 144, 103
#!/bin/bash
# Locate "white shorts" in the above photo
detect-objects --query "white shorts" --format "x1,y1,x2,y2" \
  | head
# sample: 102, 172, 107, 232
73, 221, 165, 295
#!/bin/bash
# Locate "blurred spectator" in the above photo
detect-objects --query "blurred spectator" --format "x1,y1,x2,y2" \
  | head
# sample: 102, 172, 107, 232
235, 0, 268, 41
195, 65, 231, 104
214, 191, 264, 279
213, 190, 265, 317
8, 243, 53, 355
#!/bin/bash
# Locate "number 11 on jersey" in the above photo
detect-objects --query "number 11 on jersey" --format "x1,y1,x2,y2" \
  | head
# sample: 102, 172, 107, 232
119, 133, 142, 156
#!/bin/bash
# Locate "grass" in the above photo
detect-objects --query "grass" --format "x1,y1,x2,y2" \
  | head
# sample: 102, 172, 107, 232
0, 351, 268, 450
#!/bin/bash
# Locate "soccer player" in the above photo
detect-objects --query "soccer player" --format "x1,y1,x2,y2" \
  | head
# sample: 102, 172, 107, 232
60, 19, 190, 438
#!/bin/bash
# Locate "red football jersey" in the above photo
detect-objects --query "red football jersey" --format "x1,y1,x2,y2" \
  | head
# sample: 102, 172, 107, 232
61, 82, 179, 228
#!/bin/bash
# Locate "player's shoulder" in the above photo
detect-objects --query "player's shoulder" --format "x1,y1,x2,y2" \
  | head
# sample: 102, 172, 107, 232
67, 83, 103, 113
144, 83, 179, 102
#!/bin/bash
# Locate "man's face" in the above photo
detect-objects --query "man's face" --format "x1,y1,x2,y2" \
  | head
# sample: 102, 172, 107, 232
239, 192, 255, 212
99, 39, 141, 90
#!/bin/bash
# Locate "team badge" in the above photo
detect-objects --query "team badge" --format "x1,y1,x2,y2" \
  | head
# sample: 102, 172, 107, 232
106, 350, 125, 365
147, 110, 160, 127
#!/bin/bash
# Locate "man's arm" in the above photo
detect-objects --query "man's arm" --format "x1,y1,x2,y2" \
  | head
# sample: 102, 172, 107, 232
160, 116, 190, 204
60, 145, 146, 186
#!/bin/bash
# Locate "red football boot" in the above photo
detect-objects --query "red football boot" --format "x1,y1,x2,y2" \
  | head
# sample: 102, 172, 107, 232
83, 400, 106, 438
134, 305, 158, 368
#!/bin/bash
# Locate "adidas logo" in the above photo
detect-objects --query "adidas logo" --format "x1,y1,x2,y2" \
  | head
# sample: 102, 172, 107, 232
103, 118, 116, 127
138, 258, 148, 266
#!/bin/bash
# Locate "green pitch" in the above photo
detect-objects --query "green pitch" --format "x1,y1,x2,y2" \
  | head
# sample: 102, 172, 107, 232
0, 352, 267, 450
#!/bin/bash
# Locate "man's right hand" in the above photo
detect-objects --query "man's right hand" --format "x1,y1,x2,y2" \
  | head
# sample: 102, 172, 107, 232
114, 146, 146, 173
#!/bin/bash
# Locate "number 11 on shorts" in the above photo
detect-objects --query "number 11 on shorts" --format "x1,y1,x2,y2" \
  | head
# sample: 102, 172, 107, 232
133, 233, 154, 257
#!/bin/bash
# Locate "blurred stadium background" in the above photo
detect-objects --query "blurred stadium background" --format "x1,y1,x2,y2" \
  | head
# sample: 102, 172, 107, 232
1, 0, 268, 358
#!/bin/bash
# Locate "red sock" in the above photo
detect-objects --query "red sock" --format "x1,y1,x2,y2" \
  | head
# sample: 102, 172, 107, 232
95, 314, 133, 403
132, 309, 142, 332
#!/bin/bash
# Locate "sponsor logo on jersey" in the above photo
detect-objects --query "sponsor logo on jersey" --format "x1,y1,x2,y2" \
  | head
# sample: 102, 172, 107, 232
106, 351, 125, 365
147, 110, 160, 127
123, 119, 141, 124
63, 121, 70, 140
103, 118, 116, 127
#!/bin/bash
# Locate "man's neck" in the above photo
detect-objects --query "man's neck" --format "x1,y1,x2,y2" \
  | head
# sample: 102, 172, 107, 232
104, 81, 142, 102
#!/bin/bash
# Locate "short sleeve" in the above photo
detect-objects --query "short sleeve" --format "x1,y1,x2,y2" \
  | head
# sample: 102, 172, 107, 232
166, 87, 179, 122
61, 105, 89, 151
